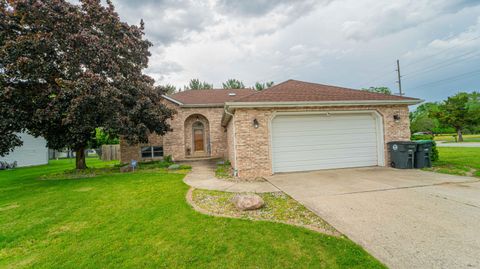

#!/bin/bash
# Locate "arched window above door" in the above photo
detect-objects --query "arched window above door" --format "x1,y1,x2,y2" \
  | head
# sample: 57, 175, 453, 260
192, 121, 204, 129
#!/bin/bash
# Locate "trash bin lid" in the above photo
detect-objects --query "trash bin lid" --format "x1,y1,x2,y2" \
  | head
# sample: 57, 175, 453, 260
388, 141, 417, 145
415, 140, 433, 144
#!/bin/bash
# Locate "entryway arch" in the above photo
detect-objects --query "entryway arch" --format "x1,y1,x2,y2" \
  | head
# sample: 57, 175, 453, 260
184, 114, 210, 157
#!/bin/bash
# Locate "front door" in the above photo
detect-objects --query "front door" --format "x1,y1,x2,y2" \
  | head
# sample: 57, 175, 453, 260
193, 128, 204, 152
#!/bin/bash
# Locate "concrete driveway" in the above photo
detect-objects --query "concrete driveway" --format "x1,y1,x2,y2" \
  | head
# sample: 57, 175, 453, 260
267, 168, 480, 269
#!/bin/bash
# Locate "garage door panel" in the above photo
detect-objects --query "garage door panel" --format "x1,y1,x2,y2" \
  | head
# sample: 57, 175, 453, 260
272, 133, 377, 146
273, 148, 378, 163
273, 127, 376, 138
272, 113, 379, 173
275, 155, 378, 166
273, 114, 374, 123
273, 120, 375, 132
275, 157, 378, 172
272, 142, 377, 153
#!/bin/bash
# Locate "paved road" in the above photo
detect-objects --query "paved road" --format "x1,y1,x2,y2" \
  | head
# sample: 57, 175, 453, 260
267, 168, 480, 269
436, 142, 480, 147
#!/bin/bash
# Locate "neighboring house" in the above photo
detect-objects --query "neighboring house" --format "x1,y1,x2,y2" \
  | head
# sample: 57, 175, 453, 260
120, 80, 422, 178
0, 132, 49, 167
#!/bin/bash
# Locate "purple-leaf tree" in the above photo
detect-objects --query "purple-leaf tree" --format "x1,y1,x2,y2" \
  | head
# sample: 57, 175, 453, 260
0, 0, 174, 169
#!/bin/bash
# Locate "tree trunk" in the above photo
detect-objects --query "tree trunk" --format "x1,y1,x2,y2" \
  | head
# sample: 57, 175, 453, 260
75, 147, 87, 170
457, 129, 464, 142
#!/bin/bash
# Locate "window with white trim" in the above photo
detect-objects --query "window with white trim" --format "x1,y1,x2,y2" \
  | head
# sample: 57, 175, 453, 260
141, 146, 163, 158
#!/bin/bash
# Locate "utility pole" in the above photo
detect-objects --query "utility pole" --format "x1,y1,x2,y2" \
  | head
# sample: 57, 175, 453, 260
396, 59, 403, 96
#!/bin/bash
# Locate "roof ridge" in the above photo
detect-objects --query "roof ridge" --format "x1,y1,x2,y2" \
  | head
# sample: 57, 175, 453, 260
170, 88, 253, 95
230, 79, 419, 102
280, 79, 418, 99
232, 80, 294, 102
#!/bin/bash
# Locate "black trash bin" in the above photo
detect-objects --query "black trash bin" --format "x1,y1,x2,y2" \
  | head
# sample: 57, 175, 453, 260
387, 141, 417, 169
414, 140, 433, 168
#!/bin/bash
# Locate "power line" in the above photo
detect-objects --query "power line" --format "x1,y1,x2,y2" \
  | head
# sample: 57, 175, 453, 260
359, 35, 480, 87
407, 68, 480, 91
404, 54, 480, 80
403, 50, 480, 78
402, 35, 480, 68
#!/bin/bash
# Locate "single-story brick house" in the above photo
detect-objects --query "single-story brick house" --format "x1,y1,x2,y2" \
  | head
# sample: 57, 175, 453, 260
120, 80, 422, 178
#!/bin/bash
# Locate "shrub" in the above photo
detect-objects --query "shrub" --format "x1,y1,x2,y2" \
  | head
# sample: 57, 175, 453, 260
411, 134, 433, 140
163, 155, 173, 163
430, 142, 439, 161
411, 134, 439, 161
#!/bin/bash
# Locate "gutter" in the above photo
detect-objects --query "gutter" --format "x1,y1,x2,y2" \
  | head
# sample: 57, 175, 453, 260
225, 99, 423, 108
221, 106, 235, 127
161, 95, 183, 106
161, 95, 225, 108
180, 103, 224, 108
221, 99, 423, 126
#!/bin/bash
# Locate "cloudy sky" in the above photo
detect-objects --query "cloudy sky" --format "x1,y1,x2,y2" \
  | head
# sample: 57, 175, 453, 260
110, 0, 480, 102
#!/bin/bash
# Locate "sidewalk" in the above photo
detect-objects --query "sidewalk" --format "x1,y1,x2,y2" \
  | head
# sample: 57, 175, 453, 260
436, 142, 480, 147
182, 160, 279, 193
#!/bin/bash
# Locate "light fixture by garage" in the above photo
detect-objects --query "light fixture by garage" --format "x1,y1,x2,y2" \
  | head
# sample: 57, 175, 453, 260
393, 111, 401, 122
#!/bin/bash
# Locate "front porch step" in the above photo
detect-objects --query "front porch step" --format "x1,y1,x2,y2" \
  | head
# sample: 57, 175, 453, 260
180, 156, 221, 162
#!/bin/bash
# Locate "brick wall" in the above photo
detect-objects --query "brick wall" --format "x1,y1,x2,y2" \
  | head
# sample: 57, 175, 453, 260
120, 101, 411, 178
119, 133, 164, 163
163, 105, 227, 161
232, 105, 411, 178
120, 100, 227, 163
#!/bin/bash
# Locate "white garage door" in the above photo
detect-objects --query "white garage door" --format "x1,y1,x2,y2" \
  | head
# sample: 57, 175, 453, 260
271, 113, 380, 173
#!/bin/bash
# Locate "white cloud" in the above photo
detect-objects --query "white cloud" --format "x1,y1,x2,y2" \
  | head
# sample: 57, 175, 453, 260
106, 0, 480, 100
340, 0, 476, 40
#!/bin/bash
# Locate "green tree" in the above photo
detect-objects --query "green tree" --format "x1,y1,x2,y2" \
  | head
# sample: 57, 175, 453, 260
0, 0, 174, 169
89, 128, 119, 158
156, 84, 177, 95
222, 79, 245, 89
90, 128, 119, 148
254, 81, 274, 91
410, 103, 440, 133
362, 86, 392, 95
183, 79, 213, 90
430, 92, 480, 142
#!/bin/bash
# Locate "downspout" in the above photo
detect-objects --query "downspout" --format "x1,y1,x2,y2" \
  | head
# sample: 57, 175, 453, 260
224, 106, 238, 177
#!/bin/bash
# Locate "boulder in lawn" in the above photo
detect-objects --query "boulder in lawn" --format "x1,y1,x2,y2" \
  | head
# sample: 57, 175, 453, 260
231, 194, 265, 211
168, 164, 181, 170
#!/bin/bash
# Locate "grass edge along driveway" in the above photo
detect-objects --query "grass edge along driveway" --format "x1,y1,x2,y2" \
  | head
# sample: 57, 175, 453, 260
0, 159, 385, 268
425, 147, 480, 177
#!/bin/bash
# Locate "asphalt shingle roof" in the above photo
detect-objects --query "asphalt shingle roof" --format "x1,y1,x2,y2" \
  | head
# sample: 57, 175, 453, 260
165, 80, 420, 105
233, 80, 419, 103
167, 89, 256, 105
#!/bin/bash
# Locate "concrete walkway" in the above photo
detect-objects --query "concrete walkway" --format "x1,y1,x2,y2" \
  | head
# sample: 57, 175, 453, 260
182, 160, 279, 193
436, 142, 480, 147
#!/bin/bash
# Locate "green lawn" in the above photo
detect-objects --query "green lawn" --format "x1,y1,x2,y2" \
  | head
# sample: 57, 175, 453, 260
434, 134, 480, 143
215, 162, 232, 180
0, 159, 384, 268
426, 147, 480, 177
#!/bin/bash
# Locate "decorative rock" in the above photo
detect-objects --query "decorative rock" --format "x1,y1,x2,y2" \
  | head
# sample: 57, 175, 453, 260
168, 164, 181, 170
119, 165, 133, 173
231, 194, 265, 211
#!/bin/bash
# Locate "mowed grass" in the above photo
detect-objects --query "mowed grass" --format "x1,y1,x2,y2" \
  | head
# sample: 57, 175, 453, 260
426, 147, 480, 177
434, 134, 480, 142
0, 159, 385, 268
